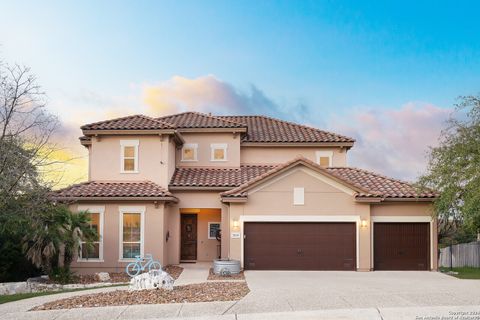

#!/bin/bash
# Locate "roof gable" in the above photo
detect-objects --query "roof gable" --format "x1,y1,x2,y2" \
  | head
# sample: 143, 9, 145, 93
221, 157, 370, 199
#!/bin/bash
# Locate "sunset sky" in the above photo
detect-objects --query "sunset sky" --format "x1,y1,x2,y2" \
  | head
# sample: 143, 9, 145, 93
1, 1, 479, 185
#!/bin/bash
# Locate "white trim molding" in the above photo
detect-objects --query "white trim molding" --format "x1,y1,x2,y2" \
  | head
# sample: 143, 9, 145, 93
370, 215, 434, 270
315, 150, 333, 167
293, 187, 305, 205
239, 215, 361, 270
118, 206, 146, 262
77, 205, 105, 262
210, 143, 228, 162
120, 140, 139, 173
181, 143, 198, 162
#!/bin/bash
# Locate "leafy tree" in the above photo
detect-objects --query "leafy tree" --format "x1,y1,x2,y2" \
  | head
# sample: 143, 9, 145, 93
419, 95, 480, 243
0, 60, 93, 281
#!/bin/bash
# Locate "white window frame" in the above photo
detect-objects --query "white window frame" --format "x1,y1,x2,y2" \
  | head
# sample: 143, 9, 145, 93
210, 143, 228, 162
120, 140, 139, 173
181, 143, 198, 162
208, 222, 221, 240
119, 206, 145, 262
315, 150, 333, 167
293, 187, 305, 205
77, 205, 105, 262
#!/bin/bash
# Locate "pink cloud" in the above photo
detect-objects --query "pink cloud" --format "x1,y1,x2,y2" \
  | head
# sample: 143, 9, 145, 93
141, 75, 298, 119
329, 103, 452, 181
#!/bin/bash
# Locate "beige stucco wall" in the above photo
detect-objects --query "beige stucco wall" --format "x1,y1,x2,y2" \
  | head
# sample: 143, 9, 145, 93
196, 209, 222, 261
240, 147, 347, 166
226, 167, 436, 271
371, 202, 434, 216
227, 168, 371, 269
70, 201, 167, 274
176, 132, 241, 167
89, 135, 175, 187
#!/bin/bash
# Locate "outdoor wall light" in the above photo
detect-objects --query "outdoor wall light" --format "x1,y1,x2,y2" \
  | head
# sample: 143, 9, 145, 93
361, 219, 368, 228
232, 219, 239, 229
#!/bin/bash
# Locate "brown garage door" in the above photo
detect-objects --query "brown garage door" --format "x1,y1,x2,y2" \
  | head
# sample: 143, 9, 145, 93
244, 222, 356, 270
374, 223, 430, 270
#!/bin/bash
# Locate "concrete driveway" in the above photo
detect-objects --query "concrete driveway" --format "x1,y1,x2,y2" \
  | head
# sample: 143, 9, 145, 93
228, 271, 480, 314
3, 271, 480, 319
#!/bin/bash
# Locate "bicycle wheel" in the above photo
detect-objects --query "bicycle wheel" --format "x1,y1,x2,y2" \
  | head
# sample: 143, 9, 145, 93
126, 262, 141, 277
148, 261, 162, 271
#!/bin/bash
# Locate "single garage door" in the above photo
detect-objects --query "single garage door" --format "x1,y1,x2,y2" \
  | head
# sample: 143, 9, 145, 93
374, 223, 430, 270
244, 222, 356, 270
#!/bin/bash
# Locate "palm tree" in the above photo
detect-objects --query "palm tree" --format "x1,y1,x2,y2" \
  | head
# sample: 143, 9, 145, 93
22, 204, 97, 274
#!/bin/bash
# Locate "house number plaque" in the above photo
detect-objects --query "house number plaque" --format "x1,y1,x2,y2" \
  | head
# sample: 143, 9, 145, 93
231, 232, 241, 239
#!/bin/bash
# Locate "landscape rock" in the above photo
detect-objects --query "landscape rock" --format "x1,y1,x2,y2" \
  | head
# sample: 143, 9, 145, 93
129, 270, 174, 291
95, 272, 111, 282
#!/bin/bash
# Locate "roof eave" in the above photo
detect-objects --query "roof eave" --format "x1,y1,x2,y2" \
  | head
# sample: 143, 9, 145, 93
169, 186, 233, 191
355, 197, 384, 203
52, 196, 178, 203
381, 197, 436, 202
221, 196, 248, 203
240, 142, 354, 148
82, 129, 177, 136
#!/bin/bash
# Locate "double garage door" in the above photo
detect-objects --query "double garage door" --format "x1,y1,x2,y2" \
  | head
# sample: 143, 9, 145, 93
244, 222, 430, 271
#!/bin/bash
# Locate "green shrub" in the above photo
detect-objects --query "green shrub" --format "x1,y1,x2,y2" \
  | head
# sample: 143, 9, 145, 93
49, 267, 77, 284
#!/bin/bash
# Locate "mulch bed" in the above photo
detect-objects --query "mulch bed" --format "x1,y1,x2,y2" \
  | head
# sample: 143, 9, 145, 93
207, 268, 245, 281
48, 265, 184, 284
31, 282, 249, 310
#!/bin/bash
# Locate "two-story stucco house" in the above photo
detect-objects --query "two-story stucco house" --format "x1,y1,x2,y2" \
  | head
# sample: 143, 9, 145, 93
53, 112, 438, 273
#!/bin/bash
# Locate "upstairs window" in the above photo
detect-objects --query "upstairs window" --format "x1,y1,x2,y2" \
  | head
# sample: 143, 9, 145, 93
182, 143, 198, 161
316, 151, 333, 167
120, 140, 139, 173
211, 143, 227, 161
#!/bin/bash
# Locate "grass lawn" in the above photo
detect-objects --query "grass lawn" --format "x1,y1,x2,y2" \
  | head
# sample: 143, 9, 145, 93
0, 284, 126, 305
440, 267, 480, 279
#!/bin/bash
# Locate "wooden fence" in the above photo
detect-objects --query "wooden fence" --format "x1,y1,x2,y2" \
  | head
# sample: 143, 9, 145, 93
439, 241, 480, 268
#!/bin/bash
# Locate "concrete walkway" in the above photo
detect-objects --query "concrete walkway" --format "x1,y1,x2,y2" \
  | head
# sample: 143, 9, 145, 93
3, 304, 480, 320
174, 262, 211, 285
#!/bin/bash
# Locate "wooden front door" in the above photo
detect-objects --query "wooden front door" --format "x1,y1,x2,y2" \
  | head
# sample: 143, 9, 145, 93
181, 214, 198, 261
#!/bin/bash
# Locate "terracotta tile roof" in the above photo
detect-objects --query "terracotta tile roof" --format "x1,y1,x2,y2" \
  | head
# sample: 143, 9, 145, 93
157, 112, 246, 129
217, 157, 436, 200
81, 115, 174, 131
52, 181, 176, 200
218, 115, 355, 143
326, 167, 438, 199
170, 165, 276, 188
80, 112, 353, 145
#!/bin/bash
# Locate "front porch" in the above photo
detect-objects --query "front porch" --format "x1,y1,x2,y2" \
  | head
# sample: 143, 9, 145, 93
179, 208, 222, 263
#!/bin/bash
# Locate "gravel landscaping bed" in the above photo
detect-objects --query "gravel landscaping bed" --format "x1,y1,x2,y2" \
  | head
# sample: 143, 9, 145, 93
32, 282, 249, 310
207, 268, 245, 281
48, 265, 183, 285
164, 265, 183, 280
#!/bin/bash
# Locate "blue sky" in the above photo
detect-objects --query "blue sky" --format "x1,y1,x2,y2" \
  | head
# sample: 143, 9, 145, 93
1, 1, 479, 181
